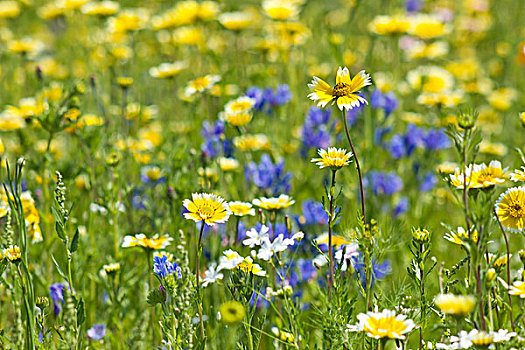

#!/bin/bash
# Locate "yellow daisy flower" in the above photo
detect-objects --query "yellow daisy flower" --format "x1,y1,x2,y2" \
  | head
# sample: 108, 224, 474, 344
509, 281, 525, 298
237, 257, 266, 276
228, 201, 256, 217
450, 161, 507, 189
510, 167, 525, 182
121, 233, 173, 250
262, 0, 299, 21
233, 134, 270, 151
434, 294, 476, 316
349, 309, 415, 340
495, 187, 525, 232
311, 147, 353, 169
444, 227, 478, 246
103, 263, 120, 275
218, 11, 254, 31
3, 245, 21, 263
368, 15, 410, 35
183, 193, 231, 226
314, 233, 351, 247
308, 67, 372, 111
184, 74, 221, 97
252, 194, 295, 210
149, 61, 187, 79
218, 157, 239, 172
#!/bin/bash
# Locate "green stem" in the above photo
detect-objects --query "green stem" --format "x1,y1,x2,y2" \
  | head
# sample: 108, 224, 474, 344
328, 169, 337, 301
196, 223, 206, 340
147, 250, 156, 345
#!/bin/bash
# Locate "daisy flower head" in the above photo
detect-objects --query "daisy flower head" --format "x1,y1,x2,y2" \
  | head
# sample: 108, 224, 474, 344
183, 193, 231, 226
184, 74, 221, 97
348, 309, 415, 340
121, 233, 173, 250
510, 166, 525, 182
434, 294, 476, 316
509, 281, 525, 298
3, 245, 21, 263
308, 67, 372, 111
311, 147, 353, 170
149, 61, 187, 79
252, 194, 295, 211
444, 227, 478, 246
494, 187, 525, 233
228, 201, 256, 217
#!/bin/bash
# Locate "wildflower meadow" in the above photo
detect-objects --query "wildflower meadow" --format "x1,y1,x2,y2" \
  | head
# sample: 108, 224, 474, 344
1, 0, 525, 349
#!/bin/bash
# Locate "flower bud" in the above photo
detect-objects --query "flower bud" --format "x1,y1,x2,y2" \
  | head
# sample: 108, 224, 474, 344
117, 76, 133, 89
412, 227, 431, 244
105, 152, 121, 166
36, 296, 49, 310
486, 268, 496, 287
457, 109, 477, 130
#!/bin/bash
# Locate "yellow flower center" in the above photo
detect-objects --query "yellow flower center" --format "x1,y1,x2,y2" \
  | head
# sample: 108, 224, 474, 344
199, 206, 214, 218
333, 83, 351, 97
509, 202, 524, 218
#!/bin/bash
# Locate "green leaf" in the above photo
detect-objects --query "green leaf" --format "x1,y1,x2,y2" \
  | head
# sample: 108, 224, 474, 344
0, 259, 8, 276
55, 222, 66, 242
51, 255, 68, 280
76, 298, 85, 327
70, 229, 80, 253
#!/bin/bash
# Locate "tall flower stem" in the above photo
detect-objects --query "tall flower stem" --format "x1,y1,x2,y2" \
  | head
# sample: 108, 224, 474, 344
196, 223, 206, 339
147, 250, 155, 344
493, 209, 515, 331
327, 169, 337, 300
341, 110, 366, 226
462, 130, 471, 235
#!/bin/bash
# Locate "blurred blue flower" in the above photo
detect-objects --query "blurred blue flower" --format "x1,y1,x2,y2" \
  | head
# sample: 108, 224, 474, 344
201, 120, 233, 158
374, 126, 392, 145
245, 84, 292, 113
406, 0, 422, 12
245, 154, 292, 195
423, 128, 450, 150
419, 172, 437, 192
87, 324, 106, 341
49, 282, 67, 316
352, 254, 392, 290
365, 171, 403, 196
393, 197, 409, 217
297, 199, 340, 228
388, 134, 406, 159
153, 254, 182, 279
301, 108, 333, 156
370, 89, 398, 117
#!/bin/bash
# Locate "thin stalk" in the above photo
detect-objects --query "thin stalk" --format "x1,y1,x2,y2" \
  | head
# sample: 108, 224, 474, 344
234, 216, 240, 245
493, 209, 515, 331
341, 110, 366, 226
147, 250, 155, 345
462, 130, 471, 235
419, 243, 426, 350
328, 169, 337, 301
196, 223, 206, 339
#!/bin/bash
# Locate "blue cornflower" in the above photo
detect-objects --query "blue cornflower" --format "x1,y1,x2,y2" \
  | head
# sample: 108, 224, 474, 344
374, 126, 392, 145
388, 134, 406, 159
201, 120, 233, 158
403, 124, 426, 156
370, 89, 398, 117
245, 154, 292, 195
298, 199, 328, 226
153, 255, 182, 279
365, 171, 403, 196
87, 324, 106, 341
245, 85, 292, 113
393, 197, 409, 217
352, 254, 392, 290
297, 258, 317, 282
245, 87, 265, 110
301, 108, 334, 155
406, 0, 422, 12
49, 282, 68, 315
419, 172, 437, 192
423, 128, 450, 150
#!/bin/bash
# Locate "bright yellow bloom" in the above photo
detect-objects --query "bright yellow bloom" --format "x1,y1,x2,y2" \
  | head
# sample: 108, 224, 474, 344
509, 281, 525, 298
121, 233, 173, 250
408, 14, 451, 39
479, 141, 507, 156
271, 327, 295, 343
406, 41, 449, 60
233, 134, 270, 151
311, 147, 353, 169
7, 38, 44, 55
0, 110, 26, 131
487, 88, 518, 111
368, 15, 410, 35
81, 1, 120, 16
450, 161, 507, 189
434, 294, 476, 316
237, 256, 266, 276
172, 26, 204, 46
350, 309, 416, 340
219, 301, 245, 325
0, 1, 20, 18
228, 201, 255, 217
308, 67, 371, 111
183, 193, 231, 226
510, 167, 525, 182
520, 112, 525, 126
262, 0, 299, 21
253, 194, 295, 210
220, 96, 255, 127
218, 157, 239, 172
108, 9, 149, 33
184, 74, 220, 97
407, 66, 454, 93
218, 11, 254, 31
314, 233, 351, 247
103, 263, 120, 274
3, 245, 21, 262
149, 61, 187, 79
495, 187, 525, 233
444, 227, 478, 246
471, 332, 494, 346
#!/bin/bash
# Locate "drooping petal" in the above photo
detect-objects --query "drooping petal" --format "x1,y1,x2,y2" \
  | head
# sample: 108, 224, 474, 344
336, 66, 351, 85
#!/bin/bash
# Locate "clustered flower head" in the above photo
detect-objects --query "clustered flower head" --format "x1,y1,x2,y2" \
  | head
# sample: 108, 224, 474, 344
3, 245, 21, 263
311, 147, 353, 170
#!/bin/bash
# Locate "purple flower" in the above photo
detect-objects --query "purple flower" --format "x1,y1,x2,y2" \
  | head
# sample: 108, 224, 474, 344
87, 324, 106, 341
200, 120, 233, 159
245, 87, 265, 110
301, 107, 334, 155
49, 283, 67, 316
298, 199, 328, 226
423, 128, 450, 150
406, 0, 422, 12
388, 134, 406, 159
245, 85, 292, 113
352, 254, 392, 290
245, 154, 291, 195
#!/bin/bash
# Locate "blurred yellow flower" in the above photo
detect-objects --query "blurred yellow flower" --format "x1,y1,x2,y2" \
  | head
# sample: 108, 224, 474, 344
510, 167, 525, 182
479, 140, 507, 156
122, 233, 173, 250
262, 0, 299, 21
219, 301, 245, 325
149, 61, 187, 79
509, 281, 525, 298
0, 1, 20, 18
253, 194, 295, 210
434, 294, 476, 316
408, 14, 451, 39
228, 201, 255, 217
368, 15, 410, 35
417, 91, 463, 107
407, 66, 454, 93
81, 1, 120, 16
233, 134, 270, 151
0, 110, 26, 131
218, 157, 239, 172
184, 74, 221, 97
487, 88, 518, 111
